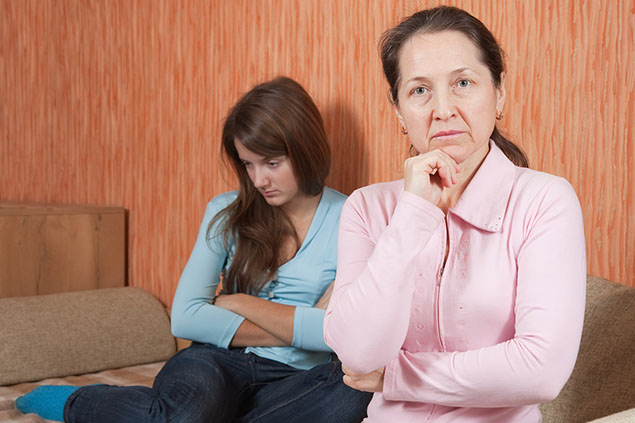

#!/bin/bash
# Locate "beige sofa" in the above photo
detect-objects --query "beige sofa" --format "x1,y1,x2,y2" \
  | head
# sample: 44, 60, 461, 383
539, 276, 635, 422
0, 277, 633, 422
0, 287, 178, 422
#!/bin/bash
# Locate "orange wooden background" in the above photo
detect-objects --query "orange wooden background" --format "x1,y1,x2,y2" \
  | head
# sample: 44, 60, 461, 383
1, 0, 633, 306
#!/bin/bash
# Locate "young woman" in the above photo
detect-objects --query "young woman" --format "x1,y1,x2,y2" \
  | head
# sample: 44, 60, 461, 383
17, 76, 372, 423
324, 6, 586, 422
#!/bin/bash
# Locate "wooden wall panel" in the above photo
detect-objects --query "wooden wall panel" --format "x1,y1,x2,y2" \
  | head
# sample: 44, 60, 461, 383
1, 0, 632, 306
0, 204, 126, 297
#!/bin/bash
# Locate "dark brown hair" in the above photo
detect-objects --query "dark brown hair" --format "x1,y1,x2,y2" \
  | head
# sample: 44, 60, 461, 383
209, 76, 331, 294
379, 6, 528, 167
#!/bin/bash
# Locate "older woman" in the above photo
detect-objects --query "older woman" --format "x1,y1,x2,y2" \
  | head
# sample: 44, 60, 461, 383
324, 6, 586, 423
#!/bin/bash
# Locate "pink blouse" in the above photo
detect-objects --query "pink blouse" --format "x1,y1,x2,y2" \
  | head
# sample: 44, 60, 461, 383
324, 142, 587, 422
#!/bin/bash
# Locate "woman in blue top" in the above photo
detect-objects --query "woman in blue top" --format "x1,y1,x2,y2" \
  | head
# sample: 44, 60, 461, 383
17, 77, 372, 423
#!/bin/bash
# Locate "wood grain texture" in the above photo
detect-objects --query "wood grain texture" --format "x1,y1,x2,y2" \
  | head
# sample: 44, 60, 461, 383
1, 0, 633, 306
0, 204, 126, 297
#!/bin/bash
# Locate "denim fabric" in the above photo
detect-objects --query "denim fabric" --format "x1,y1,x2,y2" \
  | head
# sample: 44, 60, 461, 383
64, 343, 372, 423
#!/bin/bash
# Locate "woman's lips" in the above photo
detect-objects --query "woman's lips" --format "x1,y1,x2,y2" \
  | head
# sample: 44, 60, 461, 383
432, 130, 464, 139
261, 190, 277, 197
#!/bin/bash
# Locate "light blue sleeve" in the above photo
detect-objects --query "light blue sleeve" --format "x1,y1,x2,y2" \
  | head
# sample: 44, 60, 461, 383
292, 307, 331, 351
170, 194, 245, 348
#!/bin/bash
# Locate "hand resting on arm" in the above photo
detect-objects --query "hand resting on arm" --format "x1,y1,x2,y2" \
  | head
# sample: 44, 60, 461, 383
215, 281, 335, 347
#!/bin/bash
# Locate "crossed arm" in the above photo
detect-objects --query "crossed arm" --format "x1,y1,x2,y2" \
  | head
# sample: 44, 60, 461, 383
214, 282, 334, 347
172, 196, 336, 350
325, 180, 587, 404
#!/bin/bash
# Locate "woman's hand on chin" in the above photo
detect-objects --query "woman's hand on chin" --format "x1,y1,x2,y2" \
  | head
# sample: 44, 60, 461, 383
404, 149, 461, 204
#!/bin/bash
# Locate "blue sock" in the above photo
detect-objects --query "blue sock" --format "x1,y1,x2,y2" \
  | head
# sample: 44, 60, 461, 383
16, 385, 80, 422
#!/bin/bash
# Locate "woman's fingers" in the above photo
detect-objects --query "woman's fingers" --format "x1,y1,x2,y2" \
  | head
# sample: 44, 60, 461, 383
404, 149, 461, 202
341, 365, 385, 392
437, 152, 461, 185
435, 158, 455, 188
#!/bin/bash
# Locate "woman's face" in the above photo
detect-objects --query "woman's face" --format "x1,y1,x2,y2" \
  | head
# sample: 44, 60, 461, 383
394, 30, 505, 165
234, 139, 302, 208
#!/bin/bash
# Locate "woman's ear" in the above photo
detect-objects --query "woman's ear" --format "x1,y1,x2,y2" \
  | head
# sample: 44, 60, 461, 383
388, 89, 407, 133
496, 72, 507, 116
393, 104, 407, 132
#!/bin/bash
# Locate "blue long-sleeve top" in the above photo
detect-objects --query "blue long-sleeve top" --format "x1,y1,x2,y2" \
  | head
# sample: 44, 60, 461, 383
171, 187, 347, 370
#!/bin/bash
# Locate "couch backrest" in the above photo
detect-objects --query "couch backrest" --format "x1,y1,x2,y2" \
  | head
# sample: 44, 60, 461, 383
0, 287, 177, 385
540, 275, 635, 422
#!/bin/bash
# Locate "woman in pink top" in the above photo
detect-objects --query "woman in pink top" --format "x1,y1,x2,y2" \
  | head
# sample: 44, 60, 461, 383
324, 6, 586, 422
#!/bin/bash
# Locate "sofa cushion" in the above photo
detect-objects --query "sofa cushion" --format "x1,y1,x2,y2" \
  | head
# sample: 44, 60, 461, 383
540, 276, 635, 422
0, 287, 176, 385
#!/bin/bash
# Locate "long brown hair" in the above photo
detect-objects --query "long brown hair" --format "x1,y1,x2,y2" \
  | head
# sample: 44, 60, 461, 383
209, 77, 331, 294
379, 6, 529, 167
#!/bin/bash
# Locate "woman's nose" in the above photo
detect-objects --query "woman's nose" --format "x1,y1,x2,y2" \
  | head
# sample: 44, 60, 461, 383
432, 90, 457, 120
251, 167, 269, 188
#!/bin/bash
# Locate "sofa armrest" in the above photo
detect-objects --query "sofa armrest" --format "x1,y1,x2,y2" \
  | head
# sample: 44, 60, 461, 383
0, 287, 177, 385
540, 276, 635, 422
588, 408, 635, 423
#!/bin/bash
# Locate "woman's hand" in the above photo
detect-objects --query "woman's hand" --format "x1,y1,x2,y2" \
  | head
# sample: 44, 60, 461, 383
213, 293, 244, 313
314, 281, 334, 310
213, 293, 295, 345
404, 149, 461, 205
342, 365, 385, 393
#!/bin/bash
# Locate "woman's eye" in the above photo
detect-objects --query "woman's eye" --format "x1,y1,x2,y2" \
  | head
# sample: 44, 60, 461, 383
413, 87, 427, 95
267, 161, 279, 167
457, 79, 470, 88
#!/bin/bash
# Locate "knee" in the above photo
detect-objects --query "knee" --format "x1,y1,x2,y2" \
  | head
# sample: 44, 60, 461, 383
155, 345, 229, 396
152, 347, 237, 422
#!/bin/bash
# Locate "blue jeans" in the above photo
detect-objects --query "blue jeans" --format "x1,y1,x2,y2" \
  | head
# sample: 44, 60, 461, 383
63, 343, 372, 423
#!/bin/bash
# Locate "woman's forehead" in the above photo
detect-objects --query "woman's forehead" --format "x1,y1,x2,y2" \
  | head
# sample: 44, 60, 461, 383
398, 31, 489, 81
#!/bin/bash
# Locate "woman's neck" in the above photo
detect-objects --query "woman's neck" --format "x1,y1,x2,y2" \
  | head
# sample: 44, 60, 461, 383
278, 191, 323, 263
281, 191, 322, 229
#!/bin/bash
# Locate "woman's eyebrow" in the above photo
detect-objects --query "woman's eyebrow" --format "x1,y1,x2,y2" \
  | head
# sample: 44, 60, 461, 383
450, 67, 475, 76
403, 75, 432, 86
403, 68, 475, 87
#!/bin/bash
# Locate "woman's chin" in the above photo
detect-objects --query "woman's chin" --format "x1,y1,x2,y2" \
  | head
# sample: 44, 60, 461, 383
433, 145, 469, 163
433, 141, 489, 165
